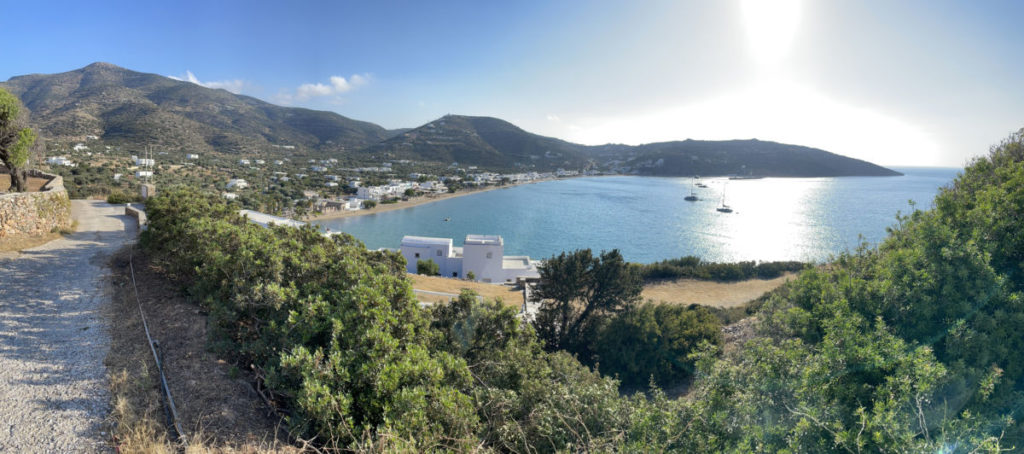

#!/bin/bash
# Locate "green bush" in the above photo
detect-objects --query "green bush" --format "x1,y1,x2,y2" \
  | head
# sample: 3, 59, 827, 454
633, 256, 806, 282
417, 258, 440, 276
593, 303, 722, 389
141, 188, 478, 450
106, 190, 142, 204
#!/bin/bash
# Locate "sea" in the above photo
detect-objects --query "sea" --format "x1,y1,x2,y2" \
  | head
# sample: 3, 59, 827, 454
313, 167, 961, 264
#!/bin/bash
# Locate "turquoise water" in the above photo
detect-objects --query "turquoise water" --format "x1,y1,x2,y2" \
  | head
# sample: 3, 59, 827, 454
314, 168, 960, 264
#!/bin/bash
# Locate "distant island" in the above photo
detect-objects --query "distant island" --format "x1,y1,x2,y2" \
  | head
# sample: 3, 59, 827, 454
1, 62, 900, 178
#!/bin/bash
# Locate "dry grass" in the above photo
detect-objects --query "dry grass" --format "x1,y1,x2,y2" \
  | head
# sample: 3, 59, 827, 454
0, 174, 51, 192
641, 273, 796, 308
0, 231, 63, 252
105, 247, 299, 453
408, 273, 524, 306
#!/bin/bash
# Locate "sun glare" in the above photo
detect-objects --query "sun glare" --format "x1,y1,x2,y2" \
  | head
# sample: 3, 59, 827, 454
740, 0, 802, 65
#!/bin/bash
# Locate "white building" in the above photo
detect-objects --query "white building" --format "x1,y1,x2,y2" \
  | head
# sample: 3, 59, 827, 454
186, 154, 200, 160
226, 178, 249, 189
239, 159, 251, 166
135, 157, 155, 167
73, 143, 89, 151
223, 192, 238, 200
46, 156, 75, 166
400, 234, 539, 283
135, 170, 153, 178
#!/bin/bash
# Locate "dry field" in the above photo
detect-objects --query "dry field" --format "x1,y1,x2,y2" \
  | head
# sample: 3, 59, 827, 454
641, 273, 796, 308
408, 273, 524, 305
408, 272, 795, 309
0, 175, 51, 192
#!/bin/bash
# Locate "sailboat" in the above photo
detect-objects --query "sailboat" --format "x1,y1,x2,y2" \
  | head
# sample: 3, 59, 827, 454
695, 175, 708, 188
716, 182, 733, 213
684, 177, 698, 201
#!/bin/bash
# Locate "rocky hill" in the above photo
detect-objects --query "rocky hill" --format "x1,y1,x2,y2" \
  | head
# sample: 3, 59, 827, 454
364, 114, 901, 176
1, 63, 900, 176
0, 62, 394, 155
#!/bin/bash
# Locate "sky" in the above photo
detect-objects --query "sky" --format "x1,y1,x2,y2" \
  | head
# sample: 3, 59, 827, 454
3, 0, 1024, 167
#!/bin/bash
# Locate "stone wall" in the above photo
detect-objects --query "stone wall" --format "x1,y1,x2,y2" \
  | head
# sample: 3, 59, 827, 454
0, 169, 72, 243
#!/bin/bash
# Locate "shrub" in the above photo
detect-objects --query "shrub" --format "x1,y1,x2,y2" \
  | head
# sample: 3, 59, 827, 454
417, 258, 440, 276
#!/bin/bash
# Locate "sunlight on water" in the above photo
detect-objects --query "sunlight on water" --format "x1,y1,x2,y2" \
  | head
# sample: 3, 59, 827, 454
315, 168, 959, 264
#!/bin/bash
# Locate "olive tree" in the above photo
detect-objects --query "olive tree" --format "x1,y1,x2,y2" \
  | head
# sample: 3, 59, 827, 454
0, 88, 37, 192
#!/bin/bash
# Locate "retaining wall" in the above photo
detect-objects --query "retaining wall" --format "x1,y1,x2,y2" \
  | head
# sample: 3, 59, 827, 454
0, 169, 72, 242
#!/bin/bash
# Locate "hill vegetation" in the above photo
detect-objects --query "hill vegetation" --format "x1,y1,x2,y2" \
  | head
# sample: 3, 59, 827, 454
0, 62, 394, 155
136, 127, 1024, 451
2, 63, 900, 176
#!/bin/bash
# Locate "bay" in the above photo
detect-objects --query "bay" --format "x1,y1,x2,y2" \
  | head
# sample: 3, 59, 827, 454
314, 167, 960, 264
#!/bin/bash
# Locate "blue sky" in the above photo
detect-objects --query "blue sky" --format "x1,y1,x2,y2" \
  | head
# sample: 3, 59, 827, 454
3, 0, 1024, 166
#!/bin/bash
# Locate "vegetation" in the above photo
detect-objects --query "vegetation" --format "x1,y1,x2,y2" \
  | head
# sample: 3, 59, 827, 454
106, 190, 143, 204
531, 249, 641, 354
634, 255, 807, 282
361, 199, 376, 209
137, 127, 1024, 451
0, 88, 37, 192
593, 303, 722, 389
416, 258, 440, 276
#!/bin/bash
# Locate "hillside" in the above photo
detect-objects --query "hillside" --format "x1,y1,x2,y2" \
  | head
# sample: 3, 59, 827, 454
0, 62, 393, 155
366, 114, 900, 176
2, 63, 900, 177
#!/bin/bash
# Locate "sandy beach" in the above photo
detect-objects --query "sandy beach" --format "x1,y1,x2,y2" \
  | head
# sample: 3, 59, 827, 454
304, 179, 554, 222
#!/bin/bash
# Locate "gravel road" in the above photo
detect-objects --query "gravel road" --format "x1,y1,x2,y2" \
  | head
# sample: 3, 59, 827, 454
0, 201, 136, 453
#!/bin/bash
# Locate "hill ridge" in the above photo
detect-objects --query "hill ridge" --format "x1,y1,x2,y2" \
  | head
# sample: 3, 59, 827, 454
1, 63, 901, 176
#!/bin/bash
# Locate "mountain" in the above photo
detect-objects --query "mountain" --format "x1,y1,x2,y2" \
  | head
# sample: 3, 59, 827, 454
1, 63, 900, 177
363, 114, 901, 176
361, 115, 596, 169
0, 62, 393, 154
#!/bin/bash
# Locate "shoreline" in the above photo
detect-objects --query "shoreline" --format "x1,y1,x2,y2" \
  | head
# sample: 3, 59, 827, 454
303, 178, 559, 222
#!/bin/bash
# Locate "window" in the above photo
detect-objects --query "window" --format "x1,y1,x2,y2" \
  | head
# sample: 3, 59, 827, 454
452, 272, 458, 277
414, 252, 420, 258
436, 249, 442, 256
486, 252, 493, 259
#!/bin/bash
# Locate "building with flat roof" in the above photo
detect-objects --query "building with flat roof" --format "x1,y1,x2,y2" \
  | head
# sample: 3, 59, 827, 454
400, 234, 540, 283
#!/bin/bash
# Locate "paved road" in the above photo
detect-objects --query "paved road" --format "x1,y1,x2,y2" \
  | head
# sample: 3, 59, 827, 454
0, 201, 136, 453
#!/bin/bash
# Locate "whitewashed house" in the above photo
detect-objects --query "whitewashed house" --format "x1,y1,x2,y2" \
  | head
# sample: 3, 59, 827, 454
239, 159, 251, 166
135, 170, 153, 178
186, 154, 199, 160
400, 234, 539, 283
226, 178, 249, 189
73, 143, 89, 152
46, 156, 75, 166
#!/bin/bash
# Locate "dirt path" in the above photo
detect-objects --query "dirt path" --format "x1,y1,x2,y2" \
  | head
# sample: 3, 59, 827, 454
0, 201, 136, 452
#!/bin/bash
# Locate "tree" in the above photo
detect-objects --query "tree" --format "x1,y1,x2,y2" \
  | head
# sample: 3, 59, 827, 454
466, 271, 476, 281
593, 303, 722, 389
417, 258, 440, 276
362, 199, 377, 209
404, 188, 417, 197
532, 249, 642, 355
0, 88, 37, 192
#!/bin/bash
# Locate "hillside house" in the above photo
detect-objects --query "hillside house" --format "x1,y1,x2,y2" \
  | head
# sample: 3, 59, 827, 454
226, 178, 248, 189
400, 234, 540, 283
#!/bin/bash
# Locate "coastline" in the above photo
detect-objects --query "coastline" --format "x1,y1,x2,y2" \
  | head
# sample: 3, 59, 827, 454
303, 178, 558, 222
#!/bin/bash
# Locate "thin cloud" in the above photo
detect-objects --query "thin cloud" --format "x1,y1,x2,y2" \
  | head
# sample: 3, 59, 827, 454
169, 70, 247, 94
292, 74, 371, 102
